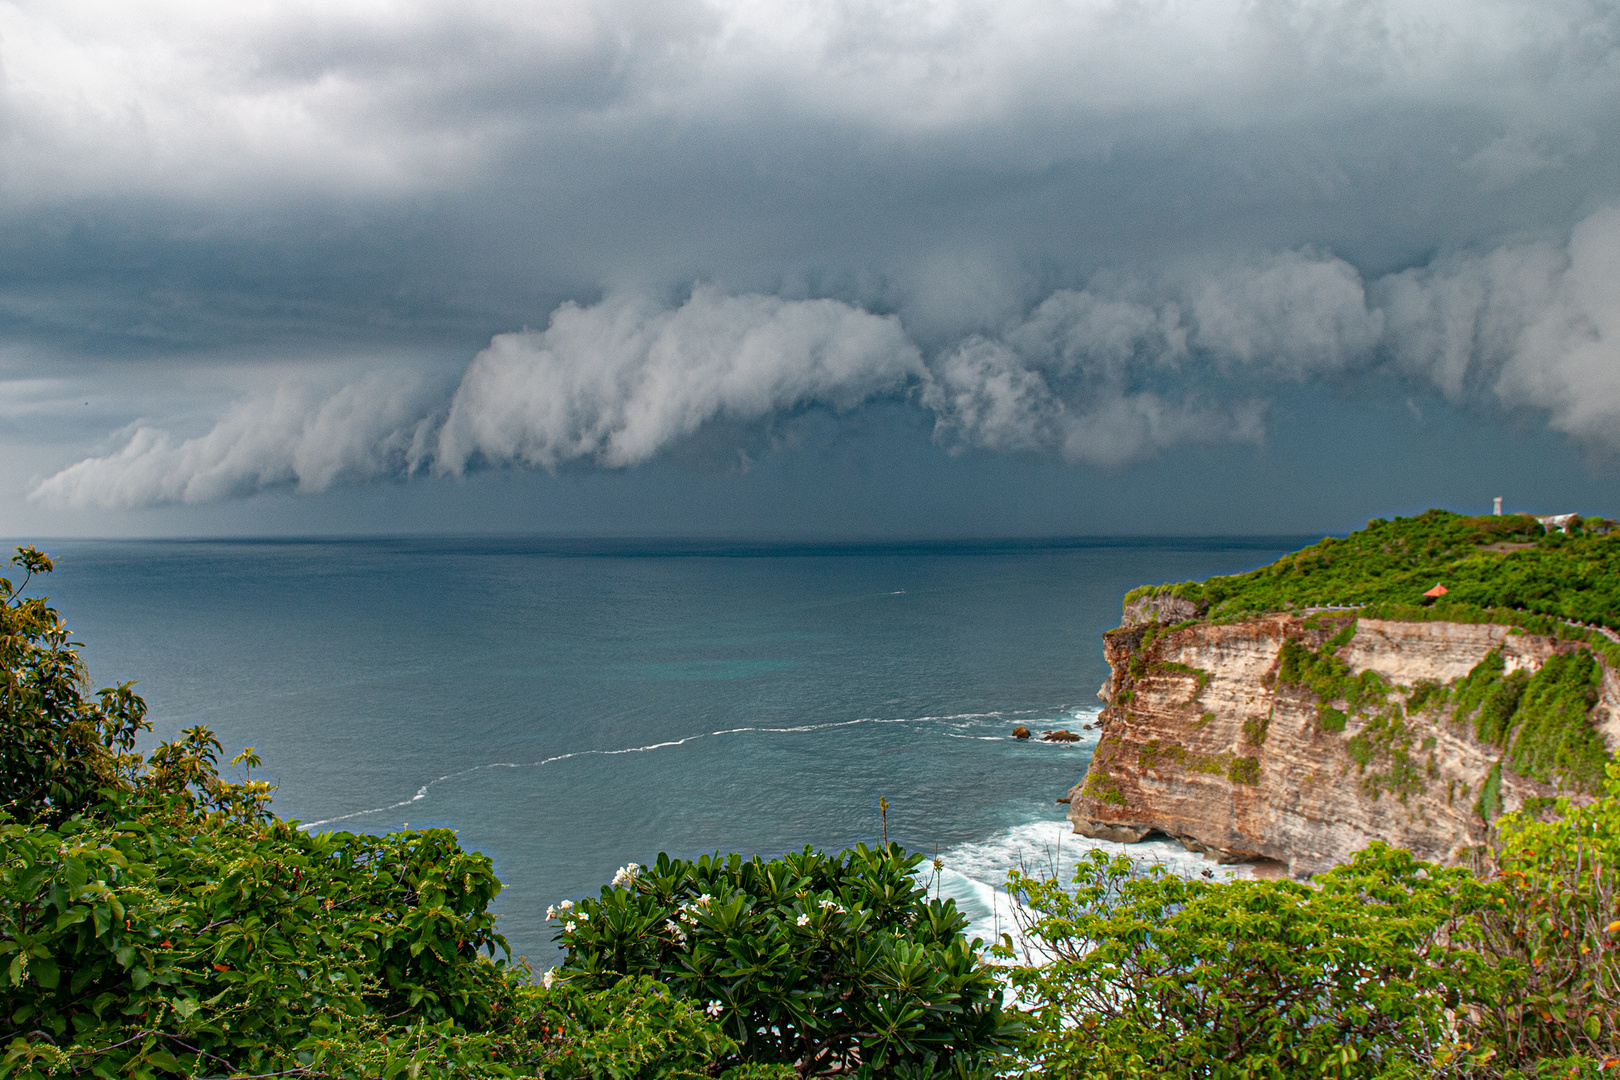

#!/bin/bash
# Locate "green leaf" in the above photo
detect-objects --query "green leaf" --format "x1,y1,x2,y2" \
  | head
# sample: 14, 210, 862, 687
30, 957, 60, 989
145, 1050, 182, 1073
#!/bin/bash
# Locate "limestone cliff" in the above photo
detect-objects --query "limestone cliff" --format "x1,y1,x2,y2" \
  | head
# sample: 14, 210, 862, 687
1067, 612, 1620, 877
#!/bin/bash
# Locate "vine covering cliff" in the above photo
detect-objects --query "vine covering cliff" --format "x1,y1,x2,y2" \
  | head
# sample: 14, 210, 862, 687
1068, 510, 1620, 877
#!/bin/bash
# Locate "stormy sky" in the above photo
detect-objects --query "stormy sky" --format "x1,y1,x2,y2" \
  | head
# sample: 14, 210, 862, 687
5, 0, 1620, 538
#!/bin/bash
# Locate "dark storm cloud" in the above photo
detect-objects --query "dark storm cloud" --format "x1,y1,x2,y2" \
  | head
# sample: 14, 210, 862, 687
32, 212, 1620, 508
4, 0, 1620, 516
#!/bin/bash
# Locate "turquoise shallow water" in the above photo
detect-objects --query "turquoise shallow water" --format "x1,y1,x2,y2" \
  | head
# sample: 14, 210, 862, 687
28, 536, 1307, 963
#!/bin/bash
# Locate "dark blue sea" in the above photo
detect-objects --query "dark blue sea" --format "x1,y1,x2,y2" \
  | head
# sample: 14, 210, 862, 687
28, 536, 1308, 965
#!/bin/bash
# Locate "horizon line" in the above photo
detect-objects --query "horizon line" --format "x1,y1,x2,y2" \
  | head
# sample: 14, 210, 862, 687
11, 531, 1335, 549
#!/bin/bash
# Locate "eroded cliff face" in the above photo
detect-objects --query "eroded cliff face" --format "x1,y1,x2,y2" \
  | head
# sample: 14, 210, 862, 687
1067, 615, 1619, 877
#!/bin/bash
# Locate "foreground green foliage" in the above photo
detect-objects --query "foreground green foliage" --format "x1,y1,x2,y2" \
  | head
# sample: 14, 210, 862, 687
2, 547, 155, 827
13, 538, 1620, 1078
1003, 765, 1620, 1079
0, 547, 792, 1079
0, 810, 799, 1080
2, 798, 513, 1076
1472, 782, 1620, 1068
1004, 844, 1497, 1078
1129, 509, 1620, 630
556, 846, 1015, 1078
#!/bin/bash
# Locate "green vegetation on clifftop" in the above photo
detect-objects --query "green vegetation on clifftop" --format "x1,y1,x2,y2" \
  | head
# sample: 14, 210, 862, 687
1121, 511, 1620, 804
1128, 509, 1620, 629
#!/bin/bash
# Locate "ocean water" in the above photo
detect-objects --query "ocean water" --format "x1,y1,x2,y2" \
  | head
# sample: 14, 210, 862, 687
29, 535, 1308, 964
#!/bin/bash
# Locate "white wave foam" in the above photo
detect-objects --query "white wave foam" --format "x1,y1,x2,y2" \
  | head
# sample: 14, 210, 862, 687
933, 818, 1253, 956
991, 706, 1104, 750
299, 708, 1087, 829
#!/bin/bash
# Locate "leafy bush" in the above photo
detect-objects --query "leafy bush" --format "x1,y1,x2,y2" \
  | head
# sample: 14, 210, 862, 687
555, 846, 1017, 1078
1002, 843, 1497, 1079
1226, 755, 1260, 784
1241, 712, 1270, 747
0, 797, 786, 1079
1, 548, 150, 826
0, 801, 514, 1076
1001, 769, 1620, 1079
1466, 766, 1620, 1069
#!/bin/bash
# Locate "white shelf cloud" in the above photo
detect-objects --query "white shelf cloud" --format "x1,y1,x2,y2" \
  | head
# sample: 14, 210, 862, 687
32, 206, 1620, 509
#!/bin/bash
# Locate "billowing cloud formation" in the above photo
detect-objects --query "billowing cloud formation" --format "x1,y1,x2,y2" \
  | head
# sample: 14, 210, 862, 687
928, 212, 1620, 461
1511, 208, 1620, 442
435, 288, 923, 472
1382, 207, 1620, 446
923, 291, 1261, 465
28, 207, 1620, 509
1189, 252, 1386, 374
32, 375, 435, 508
919, 250, 1383, 459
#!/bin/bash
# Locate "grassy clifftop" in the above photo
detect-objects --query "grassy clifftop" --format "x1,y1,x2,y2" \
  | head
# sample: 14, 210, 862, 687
1130, 509, 1620, 631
